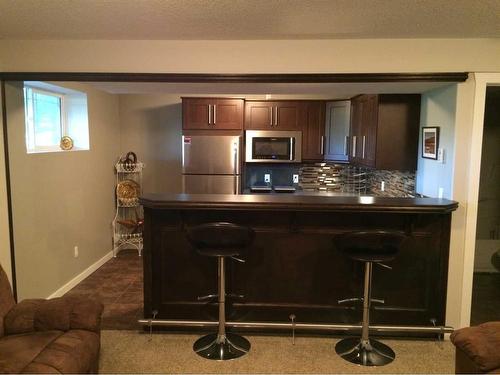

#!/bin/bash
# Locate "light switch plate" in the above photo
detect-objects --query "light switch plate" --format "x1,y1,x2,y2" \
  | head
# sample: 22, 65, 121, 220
437, 148, 445, 163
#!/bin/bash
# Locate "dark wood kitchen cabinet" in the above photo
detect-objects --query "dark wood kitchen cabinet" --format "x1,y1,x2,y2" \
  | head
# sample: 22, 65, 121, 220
324, 101, 351, 162
350, 94, 421, 170
245, 101, 306, 130
303, 101, 326, 160
182, 98, 244, 130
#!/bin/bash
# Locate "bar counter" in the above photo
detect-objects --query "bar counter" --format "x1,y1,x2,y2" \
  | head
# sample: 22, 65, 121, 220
140, 193, 458, 335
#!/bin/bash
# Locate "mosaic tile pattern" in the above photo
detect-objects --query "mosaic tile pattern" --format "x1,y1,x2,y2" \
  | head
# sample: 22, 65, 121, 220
369, 169, 416, 198
298, 162, 416, 197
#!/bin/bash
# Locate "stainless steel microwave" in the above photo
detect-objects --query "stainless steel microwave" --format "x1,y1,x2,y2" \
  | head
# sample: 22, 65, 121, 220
245, 130, 302, 163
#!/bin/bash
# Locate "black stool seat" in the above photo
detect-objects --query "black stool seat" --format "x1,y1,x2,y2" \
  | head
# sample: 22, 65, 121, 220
187, 222, 255, 258
334, 230, 407, 263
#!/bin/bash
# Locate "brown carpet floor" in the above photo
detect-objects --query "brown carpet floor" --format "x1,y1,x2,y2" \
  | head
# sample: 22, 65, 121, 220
99, 331, 455, 373
65, 250, 143, 330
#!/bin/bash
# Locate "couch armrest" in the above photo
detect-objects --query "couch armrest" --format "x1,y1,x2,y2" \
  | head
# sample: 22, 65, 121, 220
451, 322, 500, 373
4, 296, 103, 335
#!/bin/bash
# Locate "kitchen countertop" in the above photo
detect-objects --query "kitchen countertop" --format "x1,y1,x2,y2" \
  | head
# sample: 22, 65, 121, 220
140, 193, 458, 213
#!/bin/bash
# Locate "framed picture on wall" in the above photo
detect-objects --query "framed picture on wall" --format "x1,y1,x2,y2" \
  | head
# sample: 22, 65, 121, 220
422, 127, 440, 159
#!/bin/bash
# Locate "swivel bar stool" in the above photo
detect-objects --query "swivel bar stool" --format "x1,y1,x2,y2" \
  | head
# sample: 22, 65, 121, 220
334, 230, 407, 366
187, 222, 255, 361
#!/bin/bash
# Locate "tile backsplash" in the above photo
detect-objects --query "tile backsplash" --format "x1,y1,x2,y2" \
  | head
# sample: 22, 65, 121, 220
369, 169, 416, 197
245, 162, 416, 197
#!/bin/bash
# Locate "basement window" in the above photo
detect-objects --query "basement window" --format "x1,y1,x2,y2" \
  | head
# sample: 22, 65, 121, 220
24, 82, 89, 153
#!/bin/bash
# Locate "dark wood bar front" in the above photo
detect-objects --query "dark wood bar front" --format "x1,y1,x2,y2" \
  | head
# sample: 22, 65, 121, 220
140, 193, 458, 334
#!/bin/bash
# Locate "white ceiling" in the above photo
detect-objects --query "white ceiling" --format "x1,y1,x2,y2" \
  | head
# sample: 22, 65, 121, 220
88, 81, 453, 98
0, 0, 499, 40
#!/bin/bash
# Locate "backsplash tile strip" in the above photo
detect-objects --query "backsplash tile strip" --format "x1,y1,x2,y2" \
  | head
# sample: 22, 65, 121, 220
369, 169, 416, 197
298, 162, 415, 197
245, 162, 416, 197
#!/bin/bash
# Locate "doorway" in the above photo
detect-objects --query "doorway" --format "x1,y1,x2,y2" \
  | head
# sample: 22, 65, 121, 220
470, 86, 500, 325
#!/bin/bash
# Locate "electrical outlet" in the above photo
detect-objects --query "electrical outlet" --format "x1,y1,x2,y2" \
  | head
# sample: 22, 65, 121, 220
264, 174, 271, 183
293, 174, 299, 184
438, 187, 444, 198
381, 181, 385, 191
74, 246, 79, 258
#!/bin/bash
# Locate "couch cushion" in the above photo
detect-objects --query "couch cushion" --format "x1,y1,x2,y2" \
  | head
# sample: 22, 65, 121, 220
0, 330, 62, 373
451, 321, 500, 372
4, 299, 44, 335
21, 330, 100, 374
0, 264, 15, 338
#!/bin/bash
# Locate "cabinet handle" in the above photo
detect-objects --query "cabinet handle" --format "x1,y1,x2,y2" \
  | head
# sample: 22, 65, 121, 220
274, 106, 278, 126
362, 136, 366, 159
208, 105, 212, 125
270, 107, 273, 126
213, 105, 216, 125
320, 135, 324, 155
352, 136, 357, 157
344, 136, 348, 155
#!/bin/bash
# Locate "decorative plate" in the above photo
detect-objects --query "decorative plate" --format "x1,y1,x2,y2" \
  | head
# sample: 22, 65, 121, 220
116, 179, 140, 204
60, 136, 74, 151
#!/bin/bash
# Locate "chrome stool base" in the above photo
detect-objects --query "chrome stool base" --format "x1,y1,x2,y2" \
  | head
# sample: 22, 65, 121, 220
193, 333, 251, 361
335, 337, 395, 366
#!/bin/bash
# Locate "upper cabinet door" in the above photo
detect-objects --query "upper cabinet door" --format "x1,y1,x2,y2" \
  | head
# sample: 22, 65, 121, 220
244, 101, 274, 129
324, 101, 350, 162
359, 95, 378, 168
303, 101, 326, 161
245, 101, 306, 130
349, 97, 363, 164
212, 99, 244, 130
183, 98, 213, 129
183, 98, 244, 130
349, 94, 421, 171
274, 102, 305, 130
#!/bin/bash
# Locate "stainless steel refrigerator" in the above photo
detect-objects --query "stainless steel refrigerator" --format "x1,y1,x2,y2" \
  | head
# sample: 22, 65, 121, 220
182, 135, 241, 194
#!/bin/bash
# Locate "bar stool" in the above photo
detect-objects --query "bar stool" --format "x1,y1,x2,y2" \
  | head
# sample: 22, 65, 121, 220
334, 230, 407, 366
186, 222, 255, 361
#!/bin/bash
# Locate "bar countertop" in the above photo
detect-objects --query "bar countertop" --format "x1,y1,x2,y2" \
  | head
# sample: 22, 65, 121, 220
140, 193, 458, 213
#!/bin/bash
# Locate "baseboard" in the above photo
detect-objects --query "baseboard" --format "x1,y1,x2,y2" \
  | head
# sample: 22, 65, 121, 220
47, 251, 113, 299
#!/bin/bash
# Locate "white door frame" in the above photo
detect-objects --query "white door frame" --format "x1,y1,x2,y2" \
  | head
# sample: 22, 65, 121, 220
459, 73, 500, 327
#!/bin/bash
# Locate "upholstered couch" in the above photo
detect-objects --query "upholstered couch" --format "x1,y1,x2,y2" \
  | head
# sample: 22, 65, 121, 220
0, 264, 103, 373
451, 321, 500, 374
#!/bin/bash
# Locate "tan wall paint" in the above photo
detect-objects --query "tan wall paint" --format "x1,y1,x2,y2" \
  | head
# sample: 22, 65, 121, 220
118, 95, 182, 194
0, 84, 13, 284
5, 81, 120, 299
0, 39, 500, 73
0, 38, 498, 323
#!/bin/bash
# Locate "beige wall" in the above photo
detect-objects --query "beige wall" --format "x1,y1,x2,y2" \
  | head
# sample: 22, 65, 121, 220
1, 39, 500, 73
118, 95, 182, 194
0, 85, 13, 285
0, 38, 499, 324
5, 81, 120, 299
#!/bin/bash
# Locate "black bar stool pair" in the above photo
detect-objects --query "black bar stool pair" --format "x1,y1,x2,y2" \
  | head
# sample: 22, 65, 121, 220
187, 221, 407, 365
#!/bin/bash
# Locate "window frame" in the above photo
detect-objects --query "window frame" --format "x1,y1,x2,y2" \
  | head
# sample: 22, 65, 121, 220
24, 86, 68, 153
